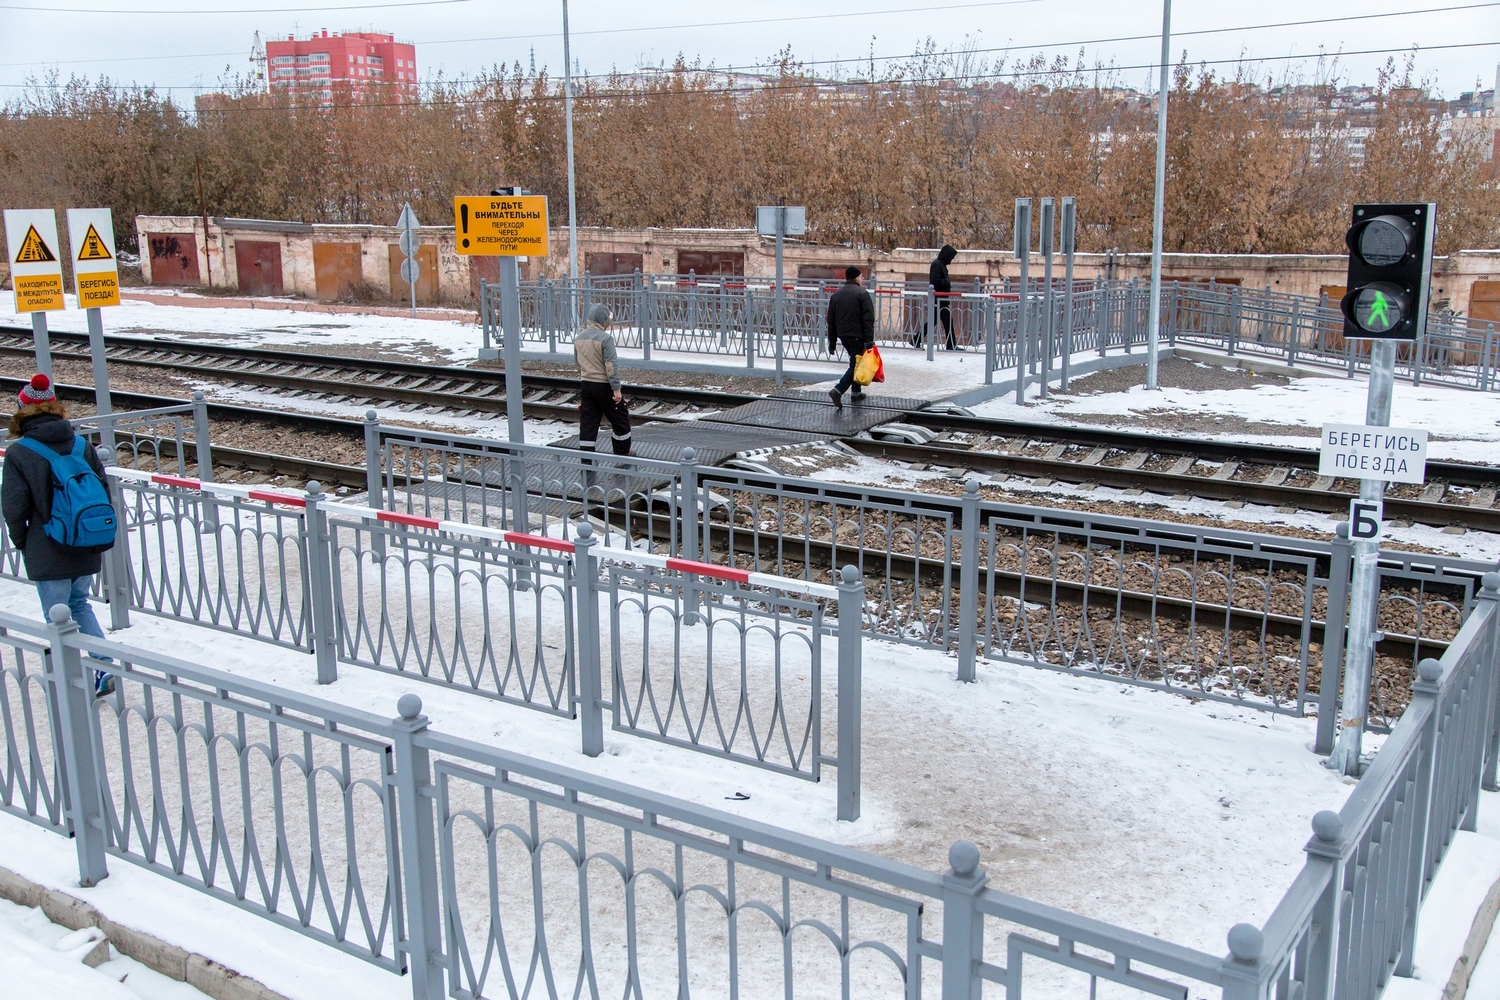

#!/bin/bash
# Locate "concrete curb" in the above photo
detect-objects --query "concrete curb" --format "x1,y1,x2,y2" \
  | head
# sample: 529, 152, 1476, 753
1447, 872, 1500, 1000
0, 864, 290, 1000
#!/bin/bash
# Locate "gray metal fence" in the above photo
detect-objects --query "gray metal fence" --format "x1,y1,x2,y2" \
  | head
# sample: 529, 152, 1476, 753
3, 569, 1496, 999
358, 421, 1491, 729
493, 274, 1500, 394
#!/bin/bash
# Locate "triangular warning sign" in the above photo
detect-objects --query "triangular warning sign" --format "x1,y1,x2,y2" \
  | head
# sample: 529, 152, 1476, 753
76, 223, 112, 261
14, 225, 56, 264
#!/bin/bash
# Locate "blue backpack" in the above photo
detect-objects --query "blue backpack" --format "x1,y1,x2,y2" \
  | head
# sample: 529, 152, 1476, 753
14, 437, 117, 551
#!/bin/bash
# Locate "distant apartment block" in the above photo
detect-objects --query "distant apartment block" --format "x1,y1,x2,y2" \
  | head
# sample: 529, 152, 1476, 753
265, 30, 417, 101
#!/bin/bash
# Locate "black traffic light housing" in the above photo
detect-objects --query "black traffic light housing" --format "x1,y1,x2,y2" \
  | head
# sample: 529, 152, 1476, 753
1340, 202, 1435, 341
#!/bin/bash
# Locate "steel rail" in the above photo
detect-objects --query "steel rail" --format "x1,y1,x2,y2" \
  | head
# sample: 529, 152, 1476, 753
844, 437, 1500, 532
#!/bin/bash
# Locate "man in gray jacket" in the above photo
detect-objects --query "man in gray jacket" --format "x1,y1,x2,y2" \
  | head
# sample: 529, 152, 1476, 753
573, 303, 631, 456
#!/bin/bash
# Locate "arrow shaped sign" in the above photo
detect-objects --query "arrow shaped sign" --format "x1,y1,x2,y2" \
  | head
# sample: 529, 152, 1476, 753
396, 202, 419, 231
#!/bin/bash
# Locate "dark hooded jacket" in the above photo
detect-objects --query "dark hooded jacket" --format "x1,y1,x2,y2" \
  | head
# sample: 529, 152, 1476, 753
826, 279, 875, 352
929, 244, 958, 293
2, 407, 109, 582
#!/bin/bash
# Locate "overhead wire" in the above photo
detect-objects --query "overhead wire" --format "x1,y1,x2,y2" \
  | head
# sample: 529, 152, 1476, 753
4, 39, 1493, 107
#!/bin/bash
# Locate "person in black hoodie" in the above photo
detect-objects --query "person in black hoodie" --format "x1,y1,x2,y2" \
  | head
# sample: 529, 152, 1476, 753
926, 244, 959, 350
2, 374, 115, 694
825, 266, 875, 409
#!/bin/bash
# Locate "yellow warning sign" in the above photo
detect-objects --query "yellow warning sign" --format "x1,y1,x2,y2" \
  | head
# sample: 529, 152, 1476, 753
12, 274, 64, 312
5, 209, 65, 314
14, 225, 57, 264
76, 223, 113, 261
76, 272, 120, 308
452, 195, 549, 256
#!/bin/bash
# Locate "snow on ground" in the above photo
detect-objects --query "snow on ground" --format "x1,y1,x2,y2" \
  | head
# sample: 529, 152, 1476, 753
0, 293, 996, 400
1, 293, 484, 363
972, 362, 1500, 466
804, 451, 1500, 564
0, 569, 1354, 988
0, 897, 208, 999
1382, 791, 1500, 1000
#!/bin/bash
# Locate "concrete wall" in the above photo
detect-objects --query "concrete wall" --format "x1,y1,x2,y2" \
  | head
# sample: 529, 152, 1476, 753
133, 215, 1500, 318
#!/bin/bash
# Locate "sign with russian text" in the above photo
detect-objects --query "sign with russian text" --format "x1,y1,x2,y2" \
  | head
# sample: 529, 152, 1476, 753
452, 195, 549, 256
65, 208, 120, 308
4, 209, 65, 313
1319, 423, 1428, 484
1349, 499, 1383, 542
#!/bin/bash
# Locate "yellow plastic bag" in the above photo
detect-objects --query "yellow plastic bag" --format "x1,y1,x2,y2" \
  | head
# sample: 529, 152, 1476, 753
853, 349, 879, 386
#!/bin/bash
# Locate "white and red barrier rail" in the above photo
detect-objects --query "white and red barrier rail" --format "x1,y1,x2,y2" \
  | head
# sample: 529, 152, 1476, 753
108, 468, 839, 600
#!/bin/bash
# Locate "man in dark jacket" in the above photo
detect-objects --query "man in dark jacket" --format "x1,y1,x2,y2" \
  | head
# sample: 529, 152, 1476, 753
927, 244, 959, 350
825, 266, 875, 409
2, 374, 115, 693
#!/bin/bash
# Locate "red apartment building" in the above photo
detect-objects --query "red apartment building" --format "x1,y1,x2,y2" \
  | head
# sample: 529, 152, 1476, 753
265, 30, 417, 101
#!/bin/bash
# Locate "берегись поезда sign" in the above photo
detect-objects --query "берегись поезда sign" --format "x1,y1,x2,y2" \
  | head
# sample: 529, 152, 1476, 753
1318, 423, 1429, 484
452, 195, 549, 256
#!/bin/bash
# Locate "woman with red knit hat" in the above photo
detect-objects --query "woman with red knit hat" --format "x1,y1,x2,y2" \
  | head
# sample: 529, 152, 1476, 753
1, 374, 116, 695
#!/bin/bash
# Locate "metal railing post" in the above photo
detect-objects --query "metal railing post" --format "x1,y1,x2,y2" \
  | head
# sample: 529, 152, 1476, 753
1483, 324, 1496, 393
390, 695, 446, 1000
574, 522, 604, 757
189, 390, 219, 534
1397, 658, 1443, 976
1315, 523, 1352, 756
45, 604, 110, 887
1301, 812, 1345, 1000
100, 456, 132, 631
480, 281, 492, 353
303, 481, 339, 684
1221, 925, 1265, 1000
1288, 297, 1299, 366
837, 565, 863, 822
744, 286, 756, 369
1475, 573, 1499, 794
643, 280, 653, 363
957, 480, 980, 683
679, 448, 700, 625
1228, 284, 1240, 356
984, 297, 995, 385
363, 410, 385, 558
939, 842, 986, 1000
927, 285, 937, 362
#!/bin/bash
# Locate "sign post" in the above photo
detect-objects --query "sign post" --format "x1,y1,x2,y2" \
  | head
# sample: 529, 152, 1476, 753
396, 203, 419, 319
65, 208, 122, 454
453, 190, 549, 446
1328, 202, 1436, 776
3, 209, 65, 378
1013, 198, 1032, 405
1039, 198, 1055, 400
757, 205, 806, 388
1060, 197, 1076, 391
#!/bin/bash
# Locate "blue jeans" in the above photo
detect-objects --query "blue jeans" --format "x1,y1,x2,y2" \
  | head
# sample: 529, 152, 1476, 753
834, 340, 867, 395
36, 576, 113, 664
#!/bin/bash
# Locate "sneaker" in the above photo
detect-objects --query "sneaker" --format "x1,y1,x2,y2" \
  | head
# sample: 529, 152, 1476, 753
93, 672, 116, 697
828, 389, 843, 410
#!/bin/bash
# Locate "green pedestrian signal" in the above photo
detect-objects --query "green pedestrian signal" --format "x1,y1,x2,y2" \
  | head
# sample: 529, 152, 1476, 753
1351, 284, 1404, 335
1339, 203, 1434, 342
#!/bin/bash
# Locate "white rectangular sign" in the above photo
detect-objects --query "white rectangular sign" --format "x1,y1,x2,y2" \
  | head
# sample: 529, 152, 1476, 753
1319, 423, 1428, 484
64, 207, 120, 308
756, 205, 806, 236
3, 209, 65, 313
1349, 499, 1383, 542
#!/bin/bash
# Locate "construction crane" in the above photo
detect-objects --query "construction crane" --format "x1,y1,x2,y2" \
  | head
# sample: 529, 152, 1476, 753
250, 31, 268, 92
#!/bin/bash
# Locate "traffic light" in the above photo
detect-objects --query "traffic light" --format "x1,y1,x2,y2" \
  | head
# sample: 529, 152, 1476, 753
1340, 202, 1436, 341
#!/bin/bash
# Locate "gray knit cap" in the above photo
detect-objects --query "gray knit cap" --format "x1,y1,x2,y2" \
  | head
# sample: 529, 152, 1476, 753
586, 303, 613, 329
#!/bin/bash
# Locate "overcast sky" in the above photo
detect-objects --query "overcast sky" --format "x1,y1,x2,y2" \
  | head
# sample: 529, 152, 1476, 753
0, 0, 1496, 101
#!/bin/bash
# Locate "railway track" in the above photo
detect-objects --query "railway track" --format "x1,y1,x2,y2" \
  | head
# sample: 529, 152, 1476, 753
5, 326, 1497, 532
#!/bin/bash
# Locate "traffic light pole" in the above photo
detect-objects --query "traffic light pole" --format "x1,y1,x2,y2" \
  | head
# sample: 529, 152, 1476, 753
1330, 339, 1396, 776
1145, 0, 1171, 391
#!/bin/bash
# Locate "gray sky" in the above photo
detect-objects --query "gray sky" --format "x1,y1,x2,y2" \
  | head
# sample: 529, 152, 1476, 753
0, 0, 1496, 100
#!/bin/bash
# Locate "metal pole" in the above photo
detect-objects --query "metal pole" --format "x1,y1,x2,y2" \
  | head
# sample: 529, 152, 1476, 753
574, 522, 604, 757
562, 0, 579, 287
30, 312, 52, 378
406, 211, 417, 319
85, 307, 114, 455
1145, 0, 1171, 391
303, 481, 339, 685
45, 606, 109, 887
1014, 199, 1031, 405
500, 256, 525, 444
1331, 339, 1396, 776
1060, 197, 1075, 392
1315, 523, 1352, 756
836, 565, 863, 822
774, 208, 785, 387
956, 479, 980, 682
390, 695, 446, 1000
1039, 198, 1054, 399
